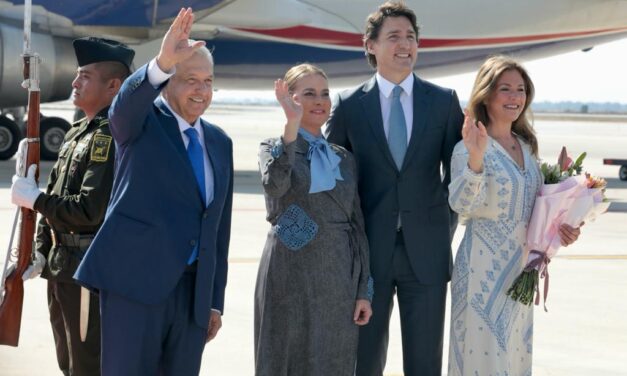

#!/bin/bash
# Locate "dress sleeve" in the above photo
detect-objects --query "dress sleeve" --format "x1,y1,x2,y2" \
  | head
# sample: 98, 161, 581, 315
258, 137, 296, 198
353, 183, 372, 301
448, 144, 488, 218
344, 154, 371, 301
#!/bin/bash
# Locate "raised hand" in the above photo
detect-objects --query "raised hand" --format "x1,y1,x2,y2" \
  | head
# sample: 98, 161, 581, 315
275, 79, 302, 143
156, 8, 206, 72
461, 110, 488, 172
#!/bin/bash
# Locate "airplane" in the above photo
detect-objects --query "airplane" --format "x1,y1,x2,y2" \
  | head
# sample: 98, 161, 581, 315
0, 0, 626, 160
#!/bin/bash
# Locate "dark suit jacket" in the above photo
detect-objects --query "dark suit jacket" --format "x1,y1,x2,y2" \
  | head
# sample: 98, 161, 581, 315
325, 74, 462, 284
75, 64, 233, 328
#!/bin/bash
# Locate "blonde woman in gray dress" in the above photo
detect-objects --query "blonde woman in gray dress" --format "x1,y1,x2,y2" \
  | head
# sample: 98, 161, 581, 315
254, 63, 373, 376
447, 55, 582, 376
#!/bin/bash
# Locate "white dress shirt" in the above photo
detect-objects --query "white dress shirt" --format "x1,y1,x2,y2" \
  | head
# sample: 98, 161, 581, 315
376, 72, 414, 145
147, 59, 215, 206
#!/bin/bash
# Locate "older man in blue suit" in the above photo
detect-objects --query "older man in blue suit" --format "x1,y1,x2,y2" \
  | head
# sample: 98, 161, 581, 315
75, 8, 233, 375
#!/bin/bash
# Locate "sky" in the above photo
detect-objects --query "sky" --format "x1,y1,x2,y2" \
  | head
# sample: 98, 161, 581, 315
431, 37, 627, 104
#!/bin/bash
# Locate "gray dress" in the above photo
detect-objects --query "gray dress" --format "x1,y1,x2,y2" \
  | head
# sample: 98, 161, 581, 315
254, 135, 371, 376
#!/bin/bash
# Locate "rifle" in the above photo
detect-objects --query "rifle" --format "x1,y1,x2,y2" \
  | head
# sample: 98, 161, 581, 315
0, 0, 40, 346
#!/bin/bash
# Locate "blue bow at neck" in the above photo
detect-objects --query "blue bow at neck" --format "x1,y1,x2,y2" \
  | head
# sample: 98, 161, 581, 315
298, 128, 343, 193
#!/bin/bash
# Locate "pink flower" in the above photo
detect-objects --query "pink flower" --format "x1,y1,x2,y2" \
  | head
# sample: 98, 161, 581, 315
557, 146, 573, 172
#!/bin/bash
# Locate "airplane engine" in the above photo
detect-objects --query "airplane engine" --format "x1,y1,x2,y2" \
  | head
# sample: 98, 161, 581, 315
0, 24, 75, 160
0, 23, 75, 107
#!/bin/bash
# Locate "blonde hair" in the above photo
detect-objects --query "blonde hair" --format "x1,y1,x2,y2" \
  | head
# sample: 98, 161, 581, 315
468, 55, 538, 156
283, 63, 328, 91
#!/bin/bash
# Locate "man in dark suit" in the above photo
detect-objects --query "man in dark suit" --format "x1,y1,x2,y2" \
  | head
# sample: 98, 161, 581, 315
74, 8, 233, 375
325, 2, 463, 375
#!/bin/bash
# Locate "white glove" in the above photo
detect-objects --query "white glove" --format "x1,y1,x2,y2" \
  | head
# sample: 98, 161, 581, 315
15, 138, 28, 176
22, 251, 46, 280
11, 164, 42, 210
4, 251, 46, 281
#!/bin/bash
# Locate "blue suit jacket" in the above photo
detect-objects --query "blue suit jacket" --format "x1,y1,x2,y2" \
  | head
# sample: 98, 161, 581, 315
75, 64, 233, 328
326, 74, 463, 284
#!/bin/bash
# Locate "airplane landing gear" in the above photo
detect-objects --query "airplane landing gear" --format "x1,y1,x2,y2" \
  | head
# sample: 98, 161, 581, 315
40, 117, 70, 160
0, 115, 21, 160
0, 113, 70, 161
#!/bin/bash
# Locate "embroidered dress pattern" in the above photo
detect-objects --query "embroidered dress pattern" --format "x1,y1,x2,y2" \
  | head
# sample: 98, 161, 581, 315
448, 138, 542, 376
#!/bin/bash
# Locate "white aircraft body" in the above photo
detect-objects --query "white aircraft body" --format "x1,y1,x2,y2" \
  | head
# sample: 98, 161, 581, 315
0, 0, 625, 159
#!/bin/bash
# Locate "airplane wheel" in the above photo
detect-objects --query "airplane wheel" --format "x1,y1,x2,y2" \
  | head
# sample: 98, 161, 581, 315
40, 117, 70, 160
0, 116, 21, 160
620, 165, 627, 181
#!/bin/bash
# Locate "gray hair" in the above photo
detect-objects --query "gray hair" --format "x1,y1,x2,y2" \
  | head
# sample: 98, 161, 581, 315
188, 39, 213, 65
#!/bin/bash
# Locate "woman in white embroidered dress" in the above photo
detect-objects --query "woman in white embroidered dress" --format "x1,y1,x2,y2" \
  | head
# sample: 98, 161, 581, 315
447, 56, 581, 376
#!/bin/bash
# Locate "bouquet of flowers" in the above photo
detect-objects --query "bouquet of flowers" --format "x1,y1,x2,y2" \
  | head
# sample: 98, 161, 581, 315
506, 147, 610, 308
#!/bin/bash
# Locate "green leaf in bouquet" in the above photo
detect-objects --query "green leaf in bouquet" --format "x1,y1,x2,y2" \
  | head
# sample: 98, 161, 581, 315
573, 152, 586, 175
541, 162, 562, 184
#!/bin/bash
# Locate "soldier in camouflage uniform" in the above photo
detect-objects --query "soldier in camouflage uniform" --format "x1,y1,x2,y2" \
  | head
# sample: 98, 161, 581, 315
11, 37, 134, 376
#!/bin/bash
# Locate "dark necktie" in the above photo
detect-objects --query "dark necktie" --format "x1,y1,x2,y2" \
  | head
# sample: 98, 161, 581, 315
185, 127, 206, 205
184, 127, 205, 264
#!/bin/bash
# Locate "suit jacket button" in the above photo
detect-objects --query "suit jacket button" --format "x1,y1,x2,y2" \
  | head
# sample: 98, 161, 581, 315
190, 240, 197, 246
203, 211, 209, 219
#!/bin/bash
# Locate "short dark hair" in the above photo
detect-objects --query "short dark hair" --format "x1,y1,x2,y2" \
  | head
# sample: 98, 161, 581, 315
94, 61, 131, 82
363, 1, 420, 68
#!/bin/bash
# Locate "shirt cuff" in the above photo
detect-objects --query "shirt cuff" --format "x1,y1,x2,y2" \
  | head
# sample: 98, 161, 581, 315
211, 308, 222, 316
147, 58, 175, 88
464, 164, 484, 180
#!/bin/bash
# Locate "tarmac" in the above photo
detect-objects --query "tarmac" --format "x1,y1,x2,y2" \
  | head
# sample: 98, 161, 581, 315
0, 103, 626, 375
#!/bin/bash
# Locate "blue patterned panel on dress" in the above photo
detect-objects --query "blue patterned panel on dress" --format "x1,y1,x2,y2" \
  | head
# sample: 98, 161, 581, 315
367, 277, 375, 301
270, 139, 284, 158
276, 204, 318, 251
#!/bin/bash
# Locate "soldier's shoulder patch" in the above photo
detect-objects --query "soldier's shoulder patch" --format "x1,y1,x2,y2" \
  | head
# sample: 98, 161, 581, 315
90, 134, 112, 162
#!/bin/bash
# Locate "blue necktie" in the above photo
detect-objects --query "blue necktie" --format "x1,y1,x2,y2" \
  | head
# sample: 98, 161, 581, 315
184, 127, 206, 264
388, 85, 407, 170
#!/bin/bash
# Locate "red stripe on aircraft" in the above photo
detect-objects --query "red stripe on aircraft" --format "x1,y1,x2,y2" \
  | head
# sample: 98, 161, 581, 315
235, 25, 627, 48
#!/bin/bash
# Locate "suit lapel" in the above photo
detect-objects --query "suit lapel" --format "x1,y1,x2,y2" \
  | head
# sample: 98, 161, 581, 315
155, 98, 189, 161
201, 121, 222, 207
359, 76, 398, 170
155, 98, 204, 205
402, 75, 432, 171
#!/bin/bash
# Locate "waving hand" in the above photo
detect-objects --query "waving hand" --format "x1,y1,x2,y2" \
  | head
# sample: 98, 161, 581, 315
156, 8, 206, 72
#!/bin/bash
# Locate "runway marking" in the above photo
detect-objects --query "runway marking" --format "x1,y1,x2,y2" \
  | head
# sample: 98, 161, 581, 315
555, 254, 627, 260
228, 255, 627, 263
